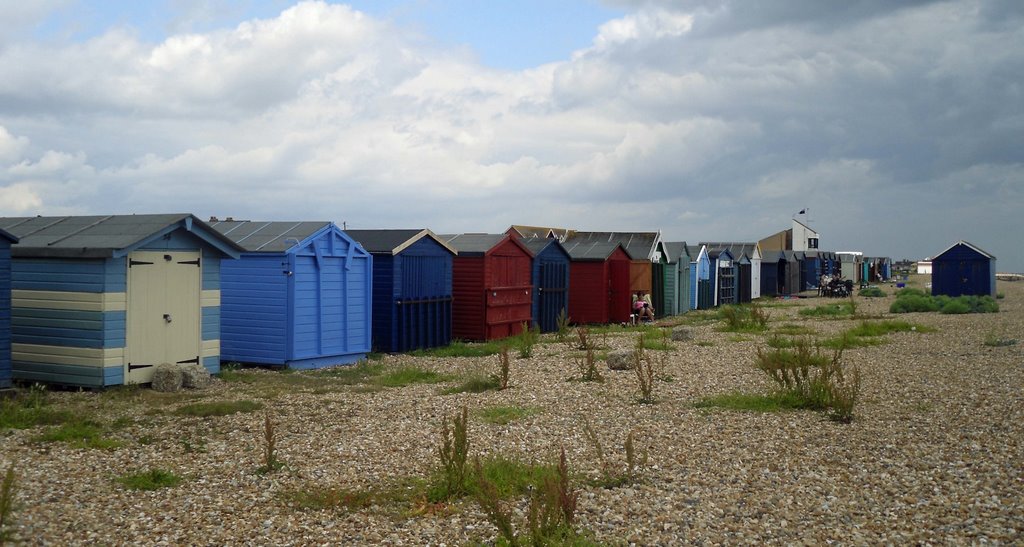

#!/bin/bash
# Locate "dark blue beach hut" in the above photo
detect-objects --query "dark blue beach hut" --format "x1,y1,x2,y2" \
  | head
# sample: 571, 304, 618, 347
519, 238, 571, 332
345, 229, 455, 353
705, 247, 737, 307
0, 229, 18, 389
931, 241, 997, 297
211, 220, 372, 369
0, 214, 241, 387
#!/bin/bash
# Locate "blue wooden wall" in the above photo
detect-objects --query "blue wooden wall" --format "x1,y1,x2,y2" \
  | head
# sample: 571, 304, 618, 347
529, 241, 570, 333
10, 229, 226, 387
690, 249, 710, 310
0, 236, 12, 389
932, 243, 996, 297
371, 237, 452, 352
220, 226, 372, 368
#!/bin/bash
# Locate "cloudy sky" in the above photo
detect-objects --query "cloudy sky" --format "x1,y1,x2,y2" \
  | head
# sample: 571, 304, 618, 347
1, 1, 1021, 270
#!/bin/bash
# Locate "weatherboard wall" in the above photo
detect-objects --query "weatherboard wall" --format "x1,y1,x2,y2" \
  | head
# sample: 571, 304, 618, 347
0, 234, 13, 388
568, 247, 631, 324
220, 227, 372, 368
931, 243, 997, 297
9, 230, 226, 387
450, 238, 533, 341
371, 237, 453, 353
528, 241, 571, 333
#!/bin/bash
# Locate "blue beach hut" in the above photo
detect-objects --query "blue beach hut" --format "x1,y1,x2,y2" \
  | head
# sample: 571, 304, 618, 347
0, 214, 241, 387
931, 241, 997, 297
519, 237, 571, 332
210, 220, 372, 369
345, 229, 455, 353
0, 229, 18, 389
687, 244, 712, 310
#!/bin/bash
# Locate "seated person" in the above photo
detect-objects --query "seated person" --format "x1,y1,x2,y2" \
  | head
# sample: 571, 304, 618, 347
632, 291, 655, 322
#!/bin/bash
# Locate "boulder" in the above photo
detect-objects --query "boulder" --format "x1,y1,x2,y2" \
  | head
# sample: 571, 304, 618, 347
671, 327, 694, 342
606, 349, 634, 371
181, 363, 212, 389
150, 363, 183, 392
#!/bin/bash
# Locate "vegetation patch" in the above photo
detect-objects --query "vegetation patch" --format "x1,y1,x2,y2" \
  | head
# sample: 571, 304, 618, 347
890, 289, 999, 314
443, 373, 502, 395
312, 361, 386, 384
717, 304, 771, 333
847, 320, 932, 337
117, 468, 183, 491
32, 421, 122, 450
983, 333, 1018, 347
694, 391, 809, 412
0, 386, 73, 431
799, 301, 855, 318
173, 400, 263, 417
858, 286, 886, 297
755, 341, 860, 423
282, 486, 377, 511
774, 323, 815, 336
476, 405, 539, 425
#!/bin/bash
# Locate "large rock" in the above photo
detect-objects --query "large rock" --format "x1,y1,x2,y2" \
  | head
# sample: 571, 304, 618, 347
671, 327, 694, 342
181, 363, 212, 389
151, 363, 184, 392
606, 350, 634, 371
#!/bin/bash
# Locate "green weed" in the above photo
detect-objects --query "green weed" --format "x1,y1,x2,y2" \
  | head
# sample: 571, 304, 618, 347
717, 304, 771, 333
32, 421, 122, 450
859, 286, 886, 297
409, 340, 505, 358
476, 406, 539, 425
117, 468, 183, 491
0, 465, 18, 544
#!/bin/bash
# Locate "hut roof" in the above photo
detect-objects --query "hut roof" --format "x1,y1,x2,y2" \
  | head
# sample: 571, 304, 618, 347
934, 240, 996, 260
209, 220, 333, 252
345, 229, 455, 256
442, 233, 511, 256
0, 214, 241, 258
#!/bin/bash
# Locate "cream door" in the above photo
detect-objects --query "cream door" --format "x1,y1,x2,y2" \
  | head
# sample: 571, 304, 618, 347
125, 251, 202, 384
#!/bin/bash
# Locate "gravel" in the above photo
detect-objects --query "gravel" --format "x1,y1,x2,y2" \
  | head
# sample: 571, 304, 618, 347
2, 276, 1022, 545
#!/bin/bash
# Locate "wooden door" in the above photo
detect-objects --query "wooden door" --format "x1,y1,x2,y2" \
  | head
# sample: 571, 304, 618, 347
126, 251, 201, 384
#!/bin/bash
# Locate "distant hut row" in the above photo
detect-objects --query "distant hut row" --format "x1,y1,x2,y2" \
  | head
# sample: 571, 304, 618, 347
0, 214, 990, 389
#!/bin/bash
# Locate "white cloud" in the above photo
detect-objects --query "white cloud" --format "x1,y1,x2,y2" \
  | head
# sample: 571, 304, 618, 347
0, 1, 1021, 269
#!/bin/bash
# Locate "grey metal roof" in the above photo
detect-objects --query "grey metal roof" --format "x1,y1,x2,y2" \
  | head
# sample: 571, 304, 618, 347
662, 242, 686, 264
209, 220, 332, 252
561, 240, 625, 261
566, 231, 660, 261
0, 214, 242, 258
441, 233, 510, 256
345, 229, 455, 256
518, 237, 569, 258
0, 228, 17, 243
700, 242, 759, 261
762, 250, 787, 262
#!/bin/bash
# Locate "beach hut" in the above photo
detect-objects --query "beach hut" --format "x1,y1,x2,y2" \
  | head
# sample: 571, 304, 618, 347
561, 231, 660, 295
519, 238, 571, 333
209, 220, 372, 369
0, 214, 241, 386
660, 242, 691, 316
444, 234, 533, 341
687, 244, 713, 310
344, 229, 455, 353
563, 241, 631, 324
0, 229, 17, 389
706, 248, 737, 307
837, 252, 863, 285
931, 241, 997, 297
701, 242, 762, 303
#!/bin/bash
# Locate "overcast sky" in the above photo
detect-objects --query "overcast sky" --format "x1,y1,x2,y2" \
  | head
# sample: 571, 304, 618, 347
1, 1, 1021, 271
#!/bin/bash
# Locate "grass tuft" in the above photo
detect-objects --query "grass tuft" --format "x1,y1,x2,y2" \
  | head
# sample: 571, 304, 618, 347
409, 340, 506, 358
377, 366, 451, 388
476, 406, 538, 425
117, 468, 183, 491
32, 421, 122, 450
694, 391, 808, 412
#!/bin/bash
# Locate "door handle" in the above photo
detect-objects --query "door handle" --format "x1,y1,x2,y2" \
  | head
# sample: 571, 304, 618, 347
163, 313, 172, 323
